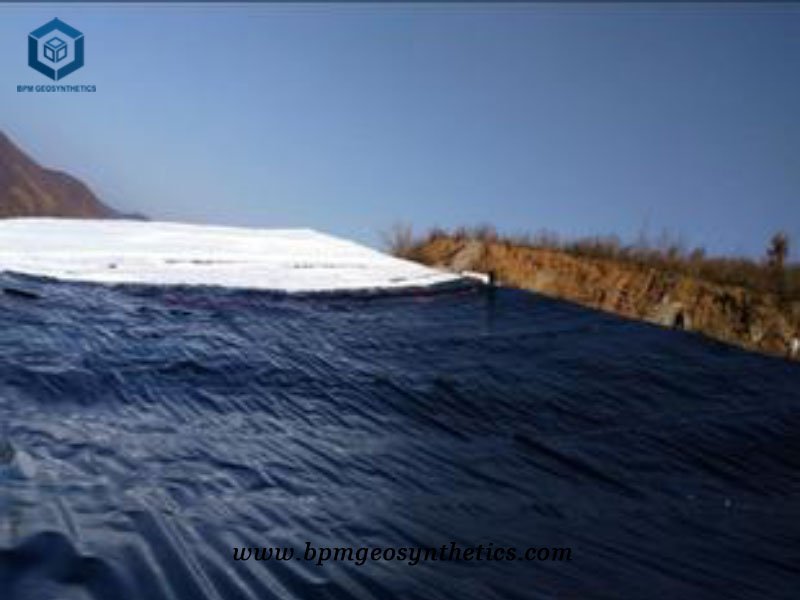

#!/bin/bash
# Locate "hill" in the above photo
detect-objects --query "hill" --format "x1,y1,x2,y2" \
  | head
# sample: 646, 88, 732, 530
0, 131, 138, 219
394, 227, 800, 360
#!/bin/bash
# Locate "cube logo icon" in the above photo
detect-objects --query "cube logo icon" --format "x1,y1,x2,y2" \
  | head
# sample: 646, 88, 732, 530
28, 19, 84, 81
43, 37, 67, 63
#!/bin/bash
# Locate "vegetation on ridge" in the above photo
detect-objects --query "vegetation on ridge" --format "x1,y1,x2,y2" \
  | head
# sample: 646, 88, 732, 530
386, 223, 799, 302
386, 223, 800, 359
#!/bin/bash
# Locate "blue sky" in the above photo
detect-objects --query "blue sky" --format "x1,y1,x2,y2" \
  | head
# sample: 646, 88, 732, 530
1, 3, 798, 257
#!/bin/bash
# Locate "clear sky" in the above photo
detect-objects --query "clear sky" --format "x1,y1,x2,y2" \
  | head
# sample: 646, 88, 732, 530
1, 3, 798, 257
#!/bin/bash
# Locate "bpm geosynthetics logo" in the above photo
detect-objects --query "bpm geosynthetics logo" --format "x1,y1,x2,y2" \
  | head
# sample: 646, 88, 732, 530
28, 18, 84, 81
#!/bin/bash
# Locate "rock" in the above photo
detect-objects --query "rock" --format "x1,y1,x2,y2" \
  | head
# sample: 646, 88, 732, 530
650, 300, 691, 331
749, 323, 765, 344
450, 240, 485, 272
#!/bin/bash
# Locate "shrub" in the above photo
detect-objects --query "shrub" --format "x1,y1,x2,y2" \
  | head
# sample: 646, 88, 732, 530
399, 225, 799, 301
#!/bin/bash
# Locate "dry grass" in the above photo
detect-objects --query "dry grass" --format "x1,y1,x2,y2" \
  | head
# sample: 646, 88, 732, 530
387, 224, 800, 302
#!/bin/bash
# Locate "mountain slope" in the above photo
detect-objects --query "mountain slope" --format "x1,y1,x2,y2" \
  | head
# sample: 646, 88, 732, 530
0, 131, 132, 219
